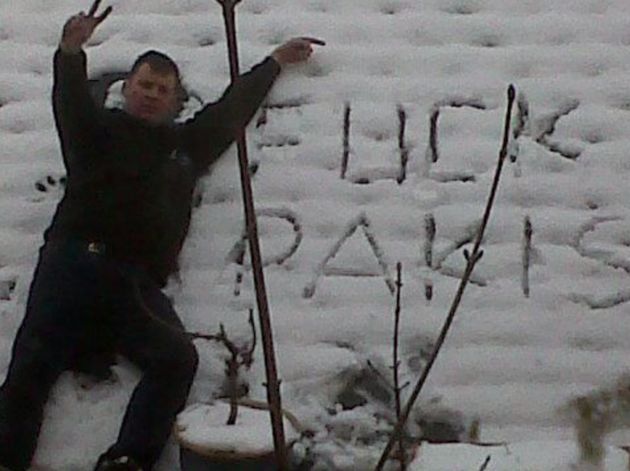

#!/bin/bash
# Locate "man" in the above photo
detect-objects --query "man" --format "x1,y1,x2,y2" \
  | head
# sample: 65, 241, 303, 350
0, 1, 321, 470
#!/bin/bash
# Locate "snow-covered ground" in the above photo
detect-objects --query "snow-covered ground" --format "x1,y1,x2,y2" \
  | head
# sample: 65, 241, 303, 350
2, 0, 630, 469
410, 441, 629, 471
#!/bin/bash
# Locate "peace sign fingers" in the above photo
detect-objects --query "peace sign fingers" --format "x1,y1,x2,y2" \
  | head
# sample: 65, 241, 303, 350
87, 0, 102, 16
60, 0, 113, 53
87, 0, 113, 25
95, 6, 113, 25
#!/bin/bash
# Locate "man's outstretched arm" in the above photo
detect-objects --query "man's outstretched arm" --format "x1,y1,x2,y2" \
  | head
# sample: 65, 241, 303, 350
181, 37, 324, 174
52, 0, 112, 171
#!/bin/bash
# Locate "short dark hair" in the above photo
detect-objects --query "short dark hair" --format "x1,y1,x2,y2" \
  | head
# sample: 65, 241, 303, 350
130, 50, 180, 78
129, 50, 187, 103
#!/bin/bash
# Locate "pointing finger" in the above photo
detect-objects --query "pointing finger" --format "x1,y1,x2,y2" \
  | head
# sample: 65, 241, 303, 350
88, 0, 102, 17
294, 41, 312, 51
299, 37, 326, 46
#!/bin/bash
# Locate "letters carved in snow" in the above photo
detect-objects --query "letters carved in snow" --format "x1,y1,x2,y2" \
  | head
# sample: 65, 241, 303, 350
226, 98, 630, 308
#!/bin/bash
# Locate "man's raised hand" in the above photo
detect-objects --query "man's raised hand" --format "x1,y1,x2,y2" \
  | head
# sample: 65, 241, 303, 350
60, 0, 112, 54
271, 37, 326, 67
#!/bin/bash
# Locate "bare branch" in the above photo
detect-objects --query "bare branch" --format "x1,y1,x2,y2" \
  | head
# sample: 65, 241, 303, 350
341, 102, 351, 179
428, 106, 439, 163
375, 85, 516, 470
241, 308, 257, 368
522, 216, 532, 298
424, 279, 433, 302
424, 214, 436, 268
397, 105, 409, 184
392, 262, 406, 471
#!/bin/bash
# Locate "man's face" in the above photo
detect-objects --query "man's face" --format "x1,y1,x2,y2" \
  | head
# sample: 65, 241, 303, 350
122, 63, 180, 125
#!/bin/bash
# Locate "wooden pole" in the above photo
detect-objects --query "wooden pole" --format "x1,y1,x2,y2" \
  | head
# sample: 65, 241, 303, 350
215, 1, 288, 468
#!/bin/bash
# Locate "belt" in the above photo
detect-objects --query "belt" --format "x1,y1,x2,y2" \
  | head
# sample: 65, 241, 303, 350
45, 238, 166, 287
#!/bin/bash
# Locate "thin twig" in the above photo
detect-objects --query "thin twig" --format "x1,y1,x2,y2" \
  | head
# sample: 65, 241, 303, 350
428, 106, 439, 163
479, 455, 491, 471
393, 262, 406, 470
397, 105, 409, 184
424, 279, 433, 302
341, 102, 351, 179
191, 319, 256, 426
221, 324, 241, 425
374, 85, 516, 471
522, 216, 532, 298
241, 308, 257, 367
424, 214, 436, 268
231, 235, 247, 297
182, 319, 259, 425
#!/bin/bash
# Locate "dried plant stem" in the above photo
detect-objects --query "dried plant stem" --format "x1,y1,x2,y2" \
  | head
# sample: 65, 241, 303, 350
392, 262, 406, 471
424, 213, 436, 268
424, 279, 433, 302
189, 310, 257, 426
479, 455, 491, 471
428, 106, 440, 163
233, 238, 246, 296
341, 102, 351, 179
224, 328, 240, 425
397, 105, 409, 184
374, 85, 516, 471
522, 216, 532, 298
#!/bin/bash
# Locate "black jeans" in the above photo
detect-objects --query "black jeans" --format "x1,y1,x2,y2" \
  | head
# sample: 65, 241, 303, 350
0, 240, 198, 471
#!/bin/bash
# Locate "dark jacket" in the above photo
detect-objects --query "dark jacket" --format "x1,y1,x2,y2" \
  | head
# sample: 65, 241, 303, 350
47, 49, 280, 285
